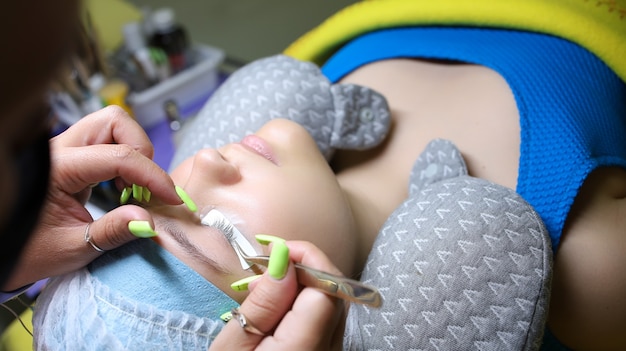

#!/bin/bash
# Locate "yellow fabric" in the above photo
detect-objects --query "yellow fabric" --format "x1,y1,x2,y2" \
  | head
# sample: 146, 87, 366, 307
0, 308, 33, 351
284, 0, 626, 82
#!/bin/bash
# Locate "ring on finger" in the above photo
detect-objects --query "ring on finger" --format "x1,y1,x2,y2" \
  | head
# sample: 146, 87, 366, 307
84, 222, 106, 252
230, 308, 265, 336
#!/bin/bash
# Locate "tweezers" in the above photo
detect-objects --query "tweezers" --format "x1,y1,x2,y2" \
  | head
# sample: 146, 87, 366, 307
233, 242, 382, 308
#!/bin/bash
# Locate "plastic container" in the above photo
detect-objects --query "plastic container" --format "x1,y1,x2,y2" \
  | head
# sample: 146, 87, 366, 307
127, 44, 224, 129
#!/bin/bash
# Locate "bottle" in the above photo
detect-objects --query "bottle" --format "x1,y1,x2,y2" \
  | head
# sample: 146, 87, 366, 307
123, 22, 159, 86
149, 8, 189, 74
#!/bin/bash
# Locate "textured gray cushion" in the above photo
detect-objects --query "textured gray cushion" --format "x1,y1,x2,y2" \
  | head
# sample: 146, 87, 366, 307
170, 54, 391, 170
344, 139, 552, 351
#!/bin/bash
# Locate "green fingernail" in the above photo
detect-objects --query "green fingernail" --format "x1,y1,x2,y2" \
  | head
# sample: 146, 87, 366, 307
175, 186, 197, 212
220, 311, 233, 322
120, 187, 132, 204
255, 234, 286, 246
132, 184, 143, 202
230, 275, 262, 292
268, 241, 289, 280
143, 187, 152, 203
128, 220, 157, 238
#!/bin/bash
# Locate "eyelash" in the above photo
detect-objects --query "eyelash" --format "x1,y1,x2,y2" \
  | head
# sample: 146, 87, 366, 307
207, 216, 236, 241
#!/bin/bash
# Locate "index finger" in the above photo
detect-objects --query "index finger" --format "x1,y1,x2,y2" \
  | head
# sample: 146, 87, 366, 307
52, 106, 155, 159
50, 143, 181, 205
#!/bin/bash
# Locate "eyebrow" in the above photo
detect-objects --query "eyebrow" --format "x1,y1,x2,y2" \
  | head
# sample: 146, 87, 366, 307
160, 219, 231, 275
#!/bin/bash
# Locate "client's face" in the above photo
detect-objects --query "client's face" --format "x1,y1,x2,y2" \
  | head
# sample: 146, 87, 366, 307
150, 119, 358, 302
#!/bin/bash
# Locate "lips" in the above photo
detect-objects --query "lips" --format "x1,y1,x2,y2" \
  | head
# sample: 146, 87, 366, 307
240, 135, 278, 165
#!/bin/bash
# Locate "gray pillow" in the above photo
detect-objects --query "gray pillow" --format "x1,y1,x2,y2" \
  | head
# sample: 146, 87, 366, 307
343, 139, 552, 351
171, 54, 391, 170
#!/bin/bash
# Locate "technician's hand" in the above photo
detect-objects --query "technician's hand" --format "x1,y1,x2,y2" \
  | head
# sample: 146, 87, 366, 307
3, 106, 184, 290
210, 239, 345, 351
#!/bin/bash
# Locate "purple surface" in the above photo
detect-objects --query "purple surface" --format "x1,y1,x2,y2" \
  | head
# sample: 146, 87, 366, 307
146, 121, 177, 171
0, 279, 48, 303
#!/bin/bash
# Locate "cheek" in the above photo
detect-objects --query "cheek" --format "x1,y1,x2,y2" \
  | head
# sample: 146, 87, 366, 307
297, 170, 358, 273
248, 170, 357, 273
170, 157, 193, 183
295, 192, 357, 273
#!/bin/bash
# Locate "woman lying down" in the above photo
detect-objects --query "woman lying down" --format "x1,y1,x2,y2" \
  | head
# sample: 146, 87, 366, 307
34, 3, 626, 350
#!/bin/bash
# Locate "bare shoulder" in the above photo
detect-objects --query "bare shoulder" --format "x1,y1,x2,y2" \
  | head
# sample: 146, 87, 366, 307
548, 167, 626, 350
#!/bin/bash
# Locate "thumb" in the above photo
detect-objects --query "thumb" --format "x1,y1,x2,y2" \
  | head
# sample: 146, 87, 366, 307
87, 205, 157, 251
209, 243, 299, 350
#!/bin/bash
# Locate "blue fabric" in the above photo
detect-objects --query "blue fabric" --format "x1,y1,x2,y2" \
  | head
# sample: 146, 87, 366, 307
322, 27, 626, 250
89, 239, 238, 319
34, 239, 238, 349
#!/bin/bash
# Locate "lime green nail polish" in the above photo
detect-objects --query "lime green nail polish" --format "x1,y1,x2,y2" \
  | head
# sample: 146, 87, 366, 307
220, 311, 233, 322
255, 234, 286, 246
132, 184, 143, 202
175, 186, 197, 212
143, 187, 152, 203
256, 235, 289, 279
120, 187, 132, 204
268, 241, 289, 280
128, 220, 157, 238
230, 275, 262, 292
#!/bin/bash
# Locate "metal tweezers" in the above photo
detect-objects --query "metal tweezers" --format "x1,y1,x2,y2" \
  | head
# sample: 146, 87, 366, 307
233, 242, 382, 308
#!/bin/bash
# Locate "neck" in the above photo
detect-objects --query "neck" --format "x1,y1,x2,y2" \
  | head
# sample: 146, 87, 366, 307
333, 137, 413, 276
342, 185, 390, 275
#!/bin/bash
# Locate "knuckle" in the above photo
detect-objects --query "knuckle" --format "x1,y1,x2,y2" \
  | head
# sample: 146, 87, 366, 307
302, 287, 335, 307
113, 143, 136, 160
101, 105, 131, 120
247, 283, 283, 316
97, 220, 128, 249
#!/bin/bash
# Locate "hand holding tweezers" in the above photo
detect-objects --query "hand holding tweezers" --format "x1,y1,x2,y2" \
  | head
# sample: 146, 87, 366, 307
234, 242, 382, 308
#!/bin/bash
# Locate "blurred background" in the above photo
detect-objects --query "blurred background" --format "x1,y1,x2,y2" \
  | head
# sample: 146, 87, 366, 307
98, 0, 357, 64
46, 0, 359, 169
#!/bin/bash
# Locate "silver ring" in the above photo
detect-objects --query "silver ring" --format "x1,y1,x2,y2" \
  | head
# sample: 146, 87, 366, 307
84, 222, 106, 252
230, 308, 265, 336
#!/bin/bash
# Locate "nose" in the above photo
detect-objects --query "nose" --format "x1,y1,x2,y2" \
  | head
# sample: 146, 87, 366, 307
186, 148, 241, 187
